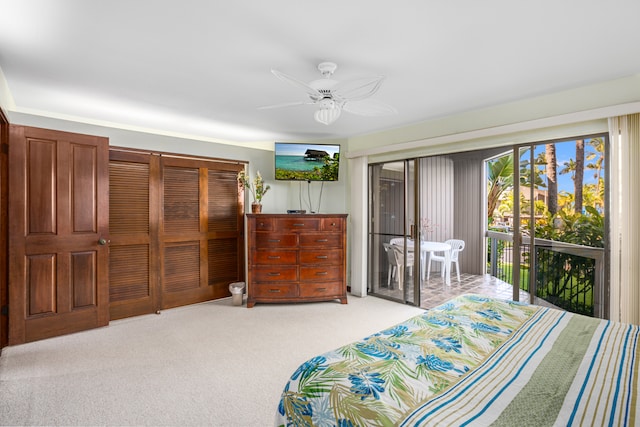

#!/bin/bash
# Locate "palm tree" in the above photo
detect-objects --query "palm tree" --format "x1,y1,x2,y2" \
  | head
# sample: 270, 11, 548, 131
545, 144, 558, 215
586, 137, 605, 196
559, 158, 577, 178
487, 154, 514, 223
559, 140, 586, 213
519, 149, 546, 189
575, 140, 585, 213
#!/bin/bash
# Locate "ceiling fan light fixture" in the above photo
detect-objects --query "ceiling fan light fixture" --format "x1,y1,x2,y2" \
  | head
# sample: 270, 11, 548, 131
314, 107, 341, 125
318, 97, 335, 109
265, 62, 395, 125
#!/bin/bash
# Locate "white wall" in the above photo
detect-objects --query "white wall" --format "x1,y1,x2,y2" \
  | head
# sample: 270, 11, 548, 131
0, 66, 15, 113
348, 156, 368, 297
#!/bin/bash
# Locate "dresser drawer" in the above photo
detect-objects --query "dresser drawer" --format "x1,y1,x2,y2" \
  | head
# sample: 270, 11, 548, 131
300, 265, 342, 281
252, 218, 274, 231
252, 250, 297, 265
300, 249, 343, 265
299, 282, 342, 298
251, 283, 297, 298
252, 266, 297, 282
299, 233, 342, 248
254, 233, 297, 248
321, 218, 343, 232
275, 217, 320, 232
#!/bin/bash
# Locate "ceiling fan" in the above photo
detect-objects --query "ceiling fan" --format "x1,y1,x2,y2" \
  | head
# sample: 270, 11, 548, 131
260, 62, 397, 125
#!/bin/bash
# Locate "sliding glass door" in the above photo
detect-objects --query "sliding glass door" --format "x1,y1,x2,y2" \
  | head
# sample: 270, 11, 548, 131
368, 160, 418, 305
488, 135, 608, 317
367, 133, 608, 317
368, 154, 470, 307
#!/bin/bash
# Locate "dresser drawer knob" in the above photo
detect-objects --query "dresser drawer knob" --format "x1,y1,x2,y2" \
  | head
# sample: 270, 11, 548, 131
269, 289, 281, 293
317, 255, 328, 259
268, 239, 281, 243
268, 272, 281, 276
317, 239, 328, 242
316, 271, 328, 276
293, 223, 305, 227
317, 287, 327, 291
268, 255, 281, 259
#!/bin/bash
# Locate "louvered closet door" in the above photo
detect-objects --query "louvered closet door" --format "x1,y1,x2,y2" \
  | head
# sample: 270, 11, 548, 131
108, 151, 159, 320
109, 151, 245, 318
207, 168, 245, 299
160, 157, 244, 309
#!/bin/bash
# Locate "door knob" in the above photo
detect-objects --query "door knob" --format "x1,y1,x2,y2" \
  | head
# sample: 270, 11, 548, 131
98, 238, 108, 245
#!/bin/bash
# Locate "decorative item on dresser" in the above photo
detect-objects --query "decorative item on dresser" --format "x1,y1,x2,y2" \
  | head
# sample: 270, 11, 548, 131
246, 213, 348, 308
237, 169, 270, 214
251, 203, 262, 214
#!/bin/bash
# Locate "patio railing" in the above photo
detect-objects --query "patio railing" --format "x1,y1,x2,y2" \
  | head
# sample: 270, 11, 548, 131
487, 230, 606, 318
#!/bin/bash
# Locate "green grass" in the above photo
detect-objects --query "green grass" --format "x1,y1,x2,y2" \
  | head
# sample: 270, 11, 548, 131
496, 261, 594, 315
496, 262, 530, 290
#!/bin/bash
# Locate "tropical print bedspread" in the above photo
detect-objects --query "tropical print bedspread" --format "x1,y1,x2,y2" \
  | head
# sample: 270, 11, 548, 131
275, 294, 640, 427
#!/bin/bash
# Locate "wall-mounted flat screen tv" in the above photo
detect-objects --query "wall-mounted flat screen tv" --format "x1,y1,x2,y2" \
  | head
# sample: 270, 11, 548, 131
275, 143, 340, 181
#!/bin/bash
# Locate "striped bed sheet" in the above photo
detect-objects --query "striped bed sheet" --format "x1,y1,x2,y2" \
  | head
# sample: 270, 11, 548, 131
275, 294, 639, 427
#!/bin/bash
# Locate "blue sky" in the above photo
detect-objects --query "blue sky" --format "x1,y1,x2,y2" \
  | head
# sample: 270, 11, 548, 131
275, 143, 340, 157
530, 139, 602, 193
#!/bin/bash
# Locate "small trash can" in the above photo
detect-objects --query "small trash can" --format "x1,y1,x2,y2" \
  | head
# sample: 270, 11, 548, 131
229, 282, 245, 306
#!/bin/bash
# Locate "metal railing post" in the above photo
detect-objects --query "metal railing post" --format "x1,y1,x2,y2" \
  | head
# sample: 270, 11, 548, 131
490, 237, 498, 277
593, 252, 605, 319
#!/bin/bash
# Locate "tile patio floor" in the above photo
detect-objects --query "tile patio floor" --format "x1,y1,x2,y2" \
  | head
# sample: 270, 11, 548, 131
371, 273, 560, 310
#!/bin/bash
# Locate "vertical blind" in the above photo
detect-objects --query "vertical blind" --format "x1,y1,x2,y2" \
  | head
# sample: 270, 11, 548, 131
609, 113, 640, 324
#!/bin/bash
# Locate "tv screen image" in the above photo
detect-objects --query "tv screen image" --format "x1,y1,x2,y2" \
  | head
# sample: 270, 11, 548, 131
275, 143, 340, 181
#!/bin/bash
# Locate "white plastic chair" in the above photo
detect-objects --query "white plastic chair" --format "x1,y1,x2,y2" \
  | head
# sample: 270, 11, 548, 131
426, 239, 465, 281
383, 242, 414, 290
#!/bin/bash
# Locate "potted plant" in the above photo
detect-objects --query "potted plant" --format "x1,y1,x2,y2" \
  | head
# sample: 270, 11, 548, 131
237, 169, 270, 213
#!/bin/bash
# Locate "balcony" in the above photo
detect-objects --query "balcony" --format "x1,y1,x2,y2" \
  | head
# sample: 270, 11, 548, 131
486, 230, 605, 318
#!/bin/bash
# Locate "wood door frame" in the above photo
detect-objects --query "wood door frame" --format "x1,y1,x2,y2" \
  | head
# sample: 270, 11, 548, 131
0, 107, 8, 352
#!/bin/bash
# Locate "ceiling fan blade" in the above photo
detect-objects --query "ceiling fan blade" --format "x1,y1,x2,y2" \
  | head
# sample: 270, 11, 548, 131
342, 99, 397, 116
332, 76, 385, 102
271, 69, 323, 100
258, 100, 310, 110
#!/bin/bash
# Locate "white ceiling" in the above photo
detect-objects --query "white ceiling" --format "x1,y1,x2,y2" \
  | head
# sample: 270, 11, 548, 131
1, 0, 639, 145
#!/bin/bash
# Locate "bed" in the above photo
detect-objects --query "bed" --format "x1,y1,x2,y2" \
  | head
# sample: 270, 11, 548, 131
275, 294, 639, 426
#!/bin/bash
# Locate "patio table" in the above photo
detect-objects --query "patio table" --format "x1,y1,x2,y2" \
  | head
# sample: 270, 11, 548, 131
390, 238, 452, 284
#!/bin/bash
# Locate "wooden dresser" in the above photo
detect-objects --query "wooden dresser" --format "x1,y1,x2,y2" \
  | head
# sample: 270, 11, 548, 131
246, 213, 348, 308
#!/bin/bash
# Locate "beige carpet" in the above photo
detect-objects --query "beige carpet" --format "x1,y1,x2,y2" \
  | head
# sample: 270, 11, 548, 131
0, 294, 425, 426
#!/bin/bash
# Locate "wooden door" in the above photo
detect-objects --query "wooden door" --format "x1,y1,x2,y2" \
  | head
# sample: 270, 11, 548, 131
108, 150, 245, 319
160, 157, 244, 309
108, 150, 160, 319
8, 126, 109, 344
